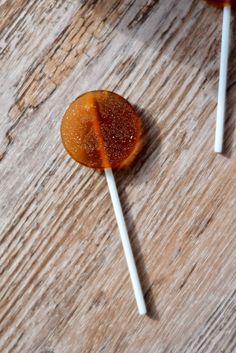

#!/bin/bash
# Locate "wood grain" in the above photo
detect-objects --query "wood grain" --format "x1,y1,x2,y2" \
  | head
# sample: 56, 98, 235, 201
0, 0, 236, 352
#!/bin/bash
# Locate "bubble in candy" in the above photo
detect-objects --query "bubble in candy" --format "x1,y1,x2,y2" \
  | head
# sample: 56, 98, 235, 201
61, 91, 142, 169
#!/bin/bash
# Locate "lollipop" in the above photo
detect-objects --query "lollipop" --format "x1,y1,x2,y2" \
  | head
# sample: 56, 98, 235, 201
61, 90, 146, 315
206, 0, 234, 152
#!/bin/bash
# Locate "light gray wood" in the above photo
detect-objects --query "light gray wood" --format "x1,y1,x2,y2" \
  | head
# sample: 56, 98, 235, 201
0, 0, 236, 352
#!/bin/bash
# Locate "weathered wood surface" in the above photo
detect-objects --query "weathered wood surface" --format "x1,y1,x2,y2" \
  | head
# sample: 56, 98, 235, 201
0, 0, 236, 352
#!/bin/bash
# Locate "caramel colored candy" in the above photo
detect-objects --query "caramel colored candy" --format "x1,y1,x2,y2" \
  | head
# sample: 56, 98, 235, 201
206, 0, 235, 8
61, 91, 142, 169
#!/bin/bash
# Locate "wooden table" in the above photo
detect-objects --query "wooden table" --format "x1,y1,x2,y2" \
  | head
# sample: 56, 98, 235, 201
1, 1, 236, 352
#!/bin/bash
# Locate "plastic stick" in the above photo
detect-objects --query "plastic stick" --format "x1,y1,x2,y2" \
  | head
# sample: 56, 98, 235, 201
105, 168, 146, 315
215, 5, 231, 153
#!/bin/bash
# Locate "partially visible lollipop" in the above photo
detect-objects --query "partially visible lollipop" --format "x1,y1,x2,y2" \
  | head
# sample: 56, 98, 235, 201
206, 0, 235, 8
61, 90, 146, 315
206, 0, 234, 152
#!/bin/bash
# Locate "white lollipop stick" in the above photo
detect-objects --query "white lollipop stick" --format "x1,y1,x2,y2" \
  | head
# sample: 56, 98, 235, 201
105, 168, 146, 315
215, 4, 231, 153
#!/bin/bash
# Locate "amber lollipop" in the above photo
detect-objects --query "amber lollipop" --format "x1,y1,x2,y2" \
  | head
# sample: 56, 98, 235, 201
61, 90, 146, 315
205, 0, 233, 152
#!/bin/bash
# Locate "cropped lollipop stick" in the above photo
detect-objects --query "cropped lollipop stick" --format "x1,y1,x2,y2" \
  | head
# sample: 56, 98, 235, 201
105, 168, 147, 315
215, 4, 231, 153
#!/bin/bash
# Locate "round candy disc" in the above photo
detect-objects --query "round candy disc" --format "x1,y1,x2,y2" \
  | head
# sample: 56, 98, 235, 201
61, 91, 142, 169
206, 0, 235, 8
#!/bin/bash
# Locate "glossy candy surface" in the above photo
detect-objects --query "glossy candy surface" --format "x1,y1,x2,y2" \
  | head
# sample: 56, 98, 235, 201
61, 91, 142, 169
206, 0, 235, 8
